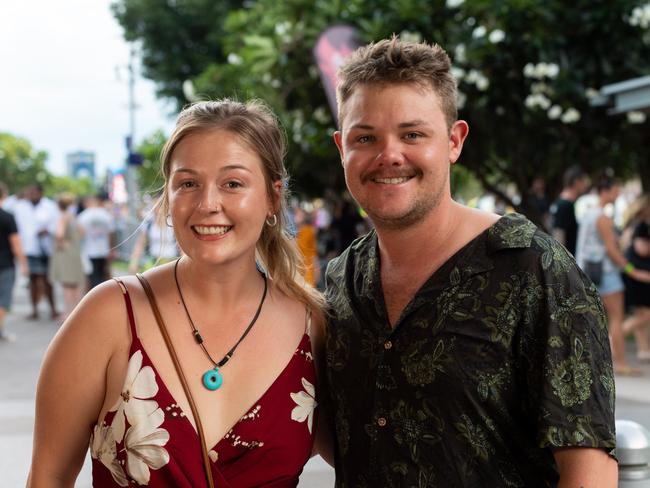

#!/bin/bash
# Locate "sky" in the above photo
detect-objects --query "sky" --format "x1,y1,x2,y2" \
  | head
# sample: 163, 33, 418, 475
0, 0, 176, 177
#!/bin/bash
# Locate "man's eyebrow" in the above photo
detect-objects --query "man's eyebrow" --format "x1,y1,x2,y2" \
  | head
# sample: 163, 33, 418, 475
348, 123, 375, 131
397, 119, 430, 128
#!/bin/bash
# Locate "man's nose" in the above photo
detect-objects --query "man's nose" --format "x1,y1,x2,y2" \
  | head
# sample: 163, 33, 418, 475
375, 137, 405, 166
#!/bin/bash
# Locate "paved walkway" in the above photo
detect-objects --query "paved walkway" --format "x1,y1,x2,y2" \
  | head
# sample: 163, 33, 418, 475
3, 275, 650, 487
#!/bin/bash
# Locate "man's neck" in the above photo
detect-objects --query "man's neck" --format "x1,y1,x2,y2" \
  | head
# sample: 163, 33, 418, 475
375, 199, 461, 274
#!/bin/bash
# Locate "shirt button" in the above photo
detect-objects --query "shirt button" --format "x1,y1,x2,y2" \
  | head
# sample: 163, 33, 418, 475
384, 340, 393, 350
377, 417, 387, 427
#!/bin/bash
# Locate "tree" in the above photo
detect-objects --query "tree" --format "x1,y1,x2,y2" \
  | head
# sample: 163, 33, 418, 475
0, 132, 52, 193
111, 0, 245, 104
135, 130, 167, 196
113, 0, 650, 220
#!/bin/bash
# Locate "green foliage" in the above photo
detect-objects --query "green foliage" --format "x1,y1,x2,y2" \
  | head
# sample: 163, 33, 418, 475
135, 130, 167, 196
113, 0, 650, 214
111, 0, 245, 104
0, 132, 52, 193
47, 176, 96, 197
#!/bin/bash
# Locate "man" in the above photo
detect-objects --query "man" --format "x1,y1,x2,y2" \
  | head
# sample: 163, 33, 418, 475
0, 182, 28, 341
77, 194, 116, 289
325, 37, 616, 487
13, 184, 60, 320
550, 166, 589, 256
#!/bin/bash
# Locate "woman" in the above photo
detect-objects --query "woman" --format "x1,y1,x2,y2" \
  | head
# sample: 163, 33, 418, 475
622, 194, 650, 360
48, 193, 86, 321
28, 100, 328, 487
575, 171, 650, 375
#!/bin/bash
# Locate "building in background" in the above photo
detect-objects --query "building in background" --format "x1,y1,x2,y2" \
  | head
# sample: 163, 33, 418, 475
66, 151, 96, 182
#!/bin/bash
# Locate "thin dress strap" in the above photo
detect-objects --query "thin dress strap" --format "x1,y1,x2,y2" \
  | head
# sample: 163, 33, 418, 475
305, 308, 312, 335
113, 278, 138, 340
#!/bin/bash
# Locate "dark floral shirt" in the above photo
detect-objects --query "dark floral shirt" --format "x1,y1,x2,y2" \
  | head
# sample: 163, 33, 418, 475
324, 213, 615, 488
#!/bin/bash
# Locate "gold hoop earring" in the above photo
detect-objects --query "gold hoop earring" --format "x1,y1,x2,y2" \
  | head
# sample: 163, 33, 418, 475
265, 214, 278, 227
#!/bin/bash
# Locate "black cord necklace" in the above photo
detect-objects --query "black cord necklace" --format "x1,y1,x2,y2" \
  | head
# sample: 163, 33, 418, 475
173, 258, 267, 391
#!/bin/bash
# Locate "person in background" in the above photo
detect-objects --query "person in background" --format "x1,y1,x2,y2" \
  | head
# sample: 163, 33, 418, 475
621, 194, 650, 361
0, 182, 28, 342
294, 206, 320, 287
527, 176, 551, 230
48, 194, 86, 321
28, 99, 329, 487
77, 194, 116, 289
13, 184, 60, 320
325, 36, 617, 487
128, 209, 180, 273
550, 165, 589, 256
575, 170, 650, 375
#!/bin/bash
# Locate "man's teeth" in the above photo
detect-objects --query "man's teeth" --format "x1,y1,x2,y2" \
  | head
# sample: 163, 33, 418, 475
194, 225, 231, 235
374, 177, 410, 184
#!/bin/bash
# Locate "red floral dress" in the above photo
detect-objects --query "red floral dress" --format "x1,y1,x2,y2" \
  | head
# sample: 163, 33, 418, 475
90, 281, 317, 487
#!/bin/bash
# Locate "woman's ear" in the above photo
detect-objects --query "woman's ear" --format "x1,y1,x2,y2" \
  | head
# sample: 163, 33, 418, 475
269, 180, 283, 213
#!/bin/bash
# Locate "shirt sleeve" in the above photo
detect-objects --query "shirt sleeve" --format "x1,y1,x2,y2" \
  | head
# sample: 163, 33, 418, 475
516, 235, 616, 453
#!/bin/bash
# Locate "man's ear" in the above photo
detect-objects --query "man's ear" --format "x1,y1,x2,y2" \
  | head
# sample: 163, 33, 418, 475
333, 131, 345, 167
448, 120, 469, 165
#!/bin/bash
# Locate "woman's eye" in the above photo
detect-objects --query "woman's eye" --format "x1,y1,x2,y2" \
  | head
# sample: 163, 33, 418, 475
180, 181, 195, 189
225, 181, 243, 189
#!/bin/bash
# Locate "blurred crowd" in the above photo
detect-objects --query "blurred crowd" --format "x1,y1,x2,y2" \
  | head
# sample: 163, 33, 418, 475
1, 173, 649, 373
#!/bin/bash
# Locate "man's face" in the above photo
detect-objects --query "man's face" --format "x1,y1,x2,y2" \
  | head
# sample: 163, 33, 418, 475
27, 186, 42, 204
334, 83, 468, 230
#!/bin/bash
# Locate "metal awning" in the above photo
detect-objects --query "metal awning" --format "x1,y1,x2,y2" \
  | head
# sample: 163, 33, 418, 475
593, 75, 650, 114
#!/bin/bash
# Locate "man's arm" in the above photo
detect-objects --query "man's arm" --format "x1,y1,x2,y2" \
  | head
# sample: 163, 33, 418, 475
554, 447, 617, 488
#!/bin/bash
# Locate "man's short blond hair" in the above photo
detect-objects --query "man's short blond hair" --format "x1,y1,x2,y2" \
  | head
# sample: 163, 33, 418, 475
336, 36, 458, 129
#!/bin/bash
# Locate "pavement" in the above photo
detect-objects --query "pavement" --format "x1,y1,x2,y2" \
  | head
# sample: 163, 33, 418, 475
2, 274, 650, 487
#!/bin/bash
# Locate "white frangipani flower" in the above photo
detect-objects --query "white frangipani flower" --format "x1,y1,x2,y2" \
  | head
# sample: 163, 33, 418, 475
446, 0, 465, 7
548, 105, 563, 120
457, 91, 467, 109
290, 377, 317, 434
472, 25, 487, 38
451, 66, 466, 80
561, 108, 581, 124
454, 44, 467, 63
488, 29, 505, 43
110, 350, 160, 444
627, 111, 647, 124
90, 424, 128, 487
585, 88, 601, 100
523, 62, 560, 79
476, 76, 489, 91
124, 407, 170, 485
628, 4, 650, 28
227, 53, 243, 65
400, 30, 422, 43
525, 93, 551, 110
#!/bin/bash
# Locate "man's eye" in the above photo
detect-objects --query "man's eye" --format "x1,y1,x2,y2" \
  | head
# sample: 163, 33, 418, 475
357, 135, 373, 143
405, 132, 421, 140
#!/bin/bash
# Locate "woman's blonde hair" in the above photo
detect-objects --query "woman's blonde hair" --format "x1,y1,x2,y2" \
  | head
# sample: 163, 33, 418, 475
623, 193, 650, 229
156, 99, 324, 312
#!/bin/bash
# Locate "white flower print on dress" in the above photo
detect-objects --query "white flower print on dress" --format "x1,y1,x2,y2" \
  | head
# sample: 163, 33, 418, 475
124, 406, 170, 484
110, 350, 160, 443
90, 423, 129, 487
290, 377, 317, 433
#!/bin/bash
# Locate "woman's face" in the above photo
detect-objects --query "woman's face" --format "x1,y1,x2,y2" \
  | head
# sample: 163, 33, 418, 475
167, 129, 278, 268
